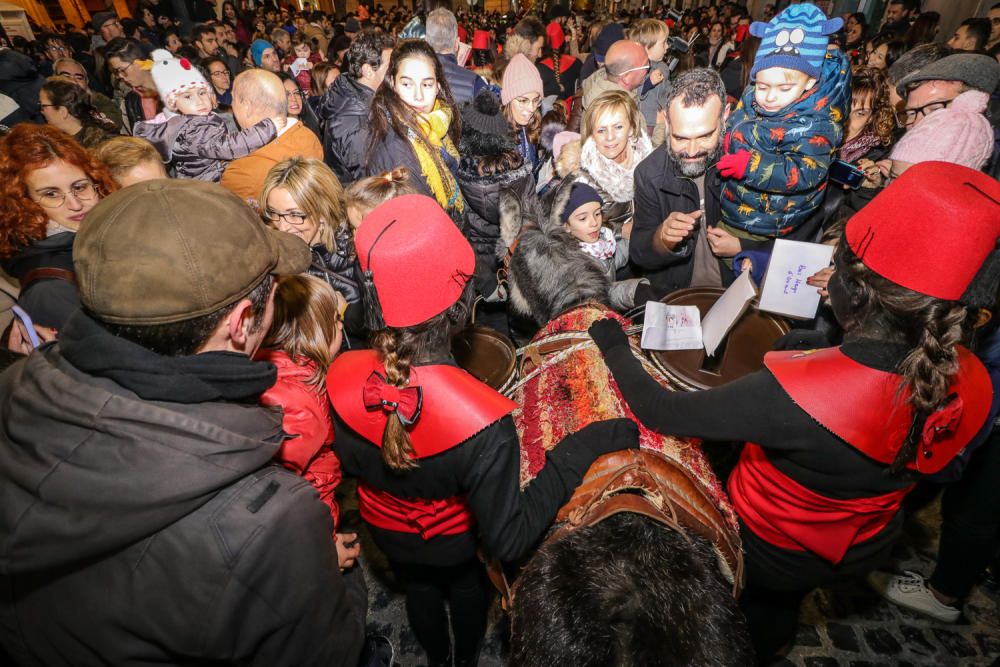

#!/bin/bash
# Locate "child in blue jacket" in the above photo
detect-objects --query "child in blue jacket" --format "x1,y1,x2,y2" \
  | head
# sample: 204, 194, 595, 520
717, 3, 850, 248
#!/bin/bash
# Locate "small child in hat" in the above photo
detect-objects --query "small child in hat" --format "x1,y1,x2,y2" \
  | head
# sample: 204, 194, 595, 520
561, 182, 651, 310
716, 3, 850, 246
133, 49, 282, 181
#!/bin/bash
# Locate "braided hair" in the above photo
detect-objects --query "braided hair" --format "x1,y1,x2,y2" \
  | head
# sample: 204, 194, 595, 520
369, 282, 474, 471
835, 244, 979, 474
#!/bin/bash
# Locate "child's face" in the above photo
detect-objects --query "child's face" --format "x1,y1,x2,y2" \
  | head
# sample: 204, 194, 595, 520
753, 67, 816, 113
172, 86, 212, 116
294, 43, 311, 59
563, 202, 603, 243
646, 32, 668, 62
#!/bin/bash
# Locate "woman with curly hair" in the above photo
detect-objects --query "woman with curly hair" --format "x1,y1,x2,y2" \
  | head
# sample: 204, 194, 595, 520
839, 67, 896, 165
39, 76, 119, 149
0, 124, 117, 331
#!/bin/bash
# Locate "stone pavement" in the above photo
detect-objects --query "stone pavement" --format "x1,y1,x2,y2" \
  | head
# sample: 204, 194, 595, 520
352, 496, 1000, 667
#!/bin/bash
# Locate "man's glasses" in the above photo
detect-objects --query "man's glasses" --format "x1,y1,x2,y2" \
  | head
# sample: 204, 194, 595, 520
209, 69, 230, 79
55, 70, 87, 82
895, 99, 951, 128
34, 180, 97, 209
111, 60, 135, 77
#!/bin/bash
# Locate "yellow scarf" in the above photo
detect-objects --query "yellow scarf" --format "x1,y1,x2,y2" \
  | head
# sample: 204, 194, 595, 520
410, 101, 464, 214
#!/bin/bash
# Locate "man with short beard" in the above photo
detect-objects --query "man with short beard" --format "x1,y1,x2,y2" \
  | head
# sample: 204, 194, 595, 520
630, 68, 731, 296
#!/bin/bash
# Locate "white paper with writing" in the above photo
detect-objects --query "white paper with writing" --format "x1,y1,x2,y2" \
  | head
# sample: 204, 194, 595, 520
758, 239, 835, 320
701, 269, 757, 357
640, 302, 703, 351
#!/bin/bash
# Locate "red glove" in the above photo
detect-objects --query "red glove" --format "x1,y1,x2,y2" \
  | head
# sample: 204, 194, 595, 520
717, 150, 752, 180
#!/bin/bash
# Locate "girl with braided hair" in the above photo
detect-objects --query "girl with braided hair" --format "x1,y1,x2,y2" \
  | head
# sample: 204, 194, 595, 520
587, 161, 1000, 663
327, 194, 636, 667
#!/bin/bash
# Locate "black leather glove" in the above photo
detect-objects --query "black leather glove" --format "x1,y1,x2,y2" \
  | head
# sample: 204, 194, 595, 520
560, 418, 641, 458
772, 329, 832, 352
588, 318, 630, 354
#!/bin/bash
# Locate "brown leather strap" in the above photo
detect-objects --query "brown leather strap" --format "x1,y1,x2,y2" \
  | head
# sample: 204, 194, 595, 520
20, 267, 77, 292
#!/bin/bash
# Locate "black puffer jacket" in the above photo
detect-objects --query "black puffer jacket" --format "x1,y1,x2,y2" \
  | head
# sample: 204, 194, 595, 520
458, 161, 536, 298
0, 49, 43, 121
1, 232, 78, 330
134, 114, 277, 182
307, 228, 360, 305
319, 75, 374, 184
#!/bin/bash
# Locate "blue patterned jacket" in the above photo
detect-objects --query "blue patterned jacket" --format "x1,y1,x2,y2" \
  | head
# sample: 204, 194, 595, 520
720, 48, 850, 237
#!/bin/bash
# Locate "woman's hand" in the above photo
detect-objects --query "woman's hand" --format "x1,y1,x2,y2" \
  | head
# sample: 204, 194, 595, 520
806, 266, 834, 298
335, 532, 361, 570
706, 226, 742, 257
857, 158, 888, 189
6, 320, 56, 356
588, 318, 629, 353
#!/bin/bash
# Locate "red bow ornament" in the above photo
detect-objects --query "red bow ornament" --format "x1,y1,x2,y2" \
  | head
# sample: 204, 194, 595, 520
363, 371, 423, 426
920, 394, 964, 460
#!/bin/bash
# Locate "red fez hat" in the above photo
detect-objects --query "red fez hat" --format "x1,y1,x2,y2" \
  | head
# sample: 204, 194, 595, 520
356, 194, 475, 328
547, 21, 565, 51
846, 161, 1000, 303
472, 29, 491, 50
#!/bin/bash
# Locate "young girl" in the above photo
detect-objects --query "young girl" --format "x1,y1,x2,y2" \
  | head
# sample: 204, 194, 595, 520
284, 31, 324, 92
560, 181, 647, 311
258, 274, 359, 570
343, 166, 417, 230
133, 49, 281, 181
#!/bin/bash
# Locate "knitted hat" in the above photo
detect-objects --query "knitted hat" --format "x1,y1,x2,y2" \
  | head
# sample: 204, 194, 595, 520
895, 53, 1000, 98
562, 182, 604, 223
592, 23, 625, 62
889, 91, 993, 171
461, 88, 511, 137
501, 54, 544, 106
356, 194, 474, 328
749, 3, 842, 81
845, 161, 1000, 304
149, 49, 208, 106
251, 39, 274, 66
547, 20, 565, 51
472, 29, 491, 50
552, 131, 580, 161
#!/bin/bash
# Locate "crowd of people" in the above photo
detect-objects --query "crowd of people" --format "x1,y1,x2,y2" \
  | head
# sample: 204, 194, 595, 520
0, 0, 999, 665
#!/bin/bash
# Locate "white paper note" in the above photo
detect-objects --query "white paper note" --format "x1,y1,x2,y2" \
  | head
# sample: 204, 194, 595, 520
641, 302, 703, 351
701, 269, 757, 357
758, 239, 835, 320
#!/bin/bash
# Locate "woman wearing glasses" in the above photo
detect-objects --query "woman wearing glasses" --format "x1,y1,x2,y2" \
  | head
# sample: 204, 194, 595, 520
500, 54, 544, 172
276, 72, 322, 143
0, 124, 117, 333
260, 157, 361, 339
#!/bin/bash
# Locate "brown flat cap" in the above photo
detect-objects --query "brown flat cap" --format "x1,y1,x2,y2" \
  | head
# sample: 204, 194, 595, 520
74, 179, 310, 325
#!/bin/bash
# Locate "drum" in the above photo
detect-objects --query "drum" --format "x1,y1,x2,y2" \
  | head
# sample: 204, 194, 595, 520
646, 287, 791, 391
452, 325, 518, 395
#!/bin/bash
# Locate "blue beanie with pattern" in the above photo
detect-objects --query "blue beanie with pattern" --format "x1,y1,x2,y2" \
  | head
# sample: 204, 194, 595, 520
749, 3, 842, 81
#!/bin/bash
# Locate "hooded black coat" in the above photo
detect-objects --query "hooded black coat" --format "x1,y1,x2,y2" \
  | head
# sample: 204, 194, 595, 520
319, 75, 374, 184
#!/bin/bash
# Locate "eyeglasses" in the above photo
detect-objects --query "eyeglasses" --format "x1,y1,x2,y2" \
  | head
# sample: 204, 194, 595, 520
34, 180, 97, 208
618, 62, 651, 76
266, 209, 308, 226
209, 69, 230, 78
111, 60, 135, 77
895, 99, 951, 128
45, 43, 67, 53
512, 95, 541, 108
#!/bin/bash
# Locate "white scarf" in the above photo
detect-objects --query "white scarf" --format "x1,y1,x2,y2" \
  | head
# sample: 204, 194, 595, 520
578, 226, 616, 261
578, 132, 653, 203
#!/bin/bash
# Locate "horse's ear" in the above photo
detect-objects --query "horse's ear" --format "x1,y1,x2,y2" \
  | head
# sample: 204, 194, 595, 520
545, 175, 577, 235
499, 189, 525, 253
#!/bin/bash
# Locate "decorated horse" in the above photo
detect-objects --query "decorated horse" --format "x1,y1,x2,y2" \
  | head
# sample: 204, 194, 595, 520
494, 180, 753, 666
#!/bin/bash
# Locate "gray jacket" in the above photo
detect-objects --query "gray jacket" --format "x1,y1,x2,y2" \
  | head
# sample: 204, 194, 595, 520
637, 61, 672, 134
134, 113, 277, 181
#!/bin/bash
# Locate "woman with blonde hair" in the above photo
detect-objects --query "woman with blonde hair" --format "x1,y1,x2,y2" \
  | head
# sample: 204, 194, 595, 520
260, 157, 359, 321
576, 90, 652, 234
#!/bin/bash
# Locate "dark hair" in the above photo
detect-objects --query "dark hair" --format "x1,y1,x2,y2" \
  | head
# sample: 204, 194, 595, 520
869, 34, 906, 69
666, 67, 726, 115
510, 513, 752, 667
905, 11, 940, 48
834, 245, 979, 474
345, 29, 394, 79
42, 76, 117, 132
846, 12, 867, 44
513, 15, 545, 42
96, 274, 274, 357
192, 22, 217, 44
888, 0, 921, 13
366, 38, 460, 161
369, 282, 473, 471
958, 18, 991, 51
104, 38, 145, 68
162, 27, 181, 45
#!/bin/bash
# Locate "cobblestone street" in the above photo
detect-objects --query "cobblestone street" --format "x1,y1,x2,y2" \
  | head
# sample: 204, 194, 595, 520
357, 499, 1000, 666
